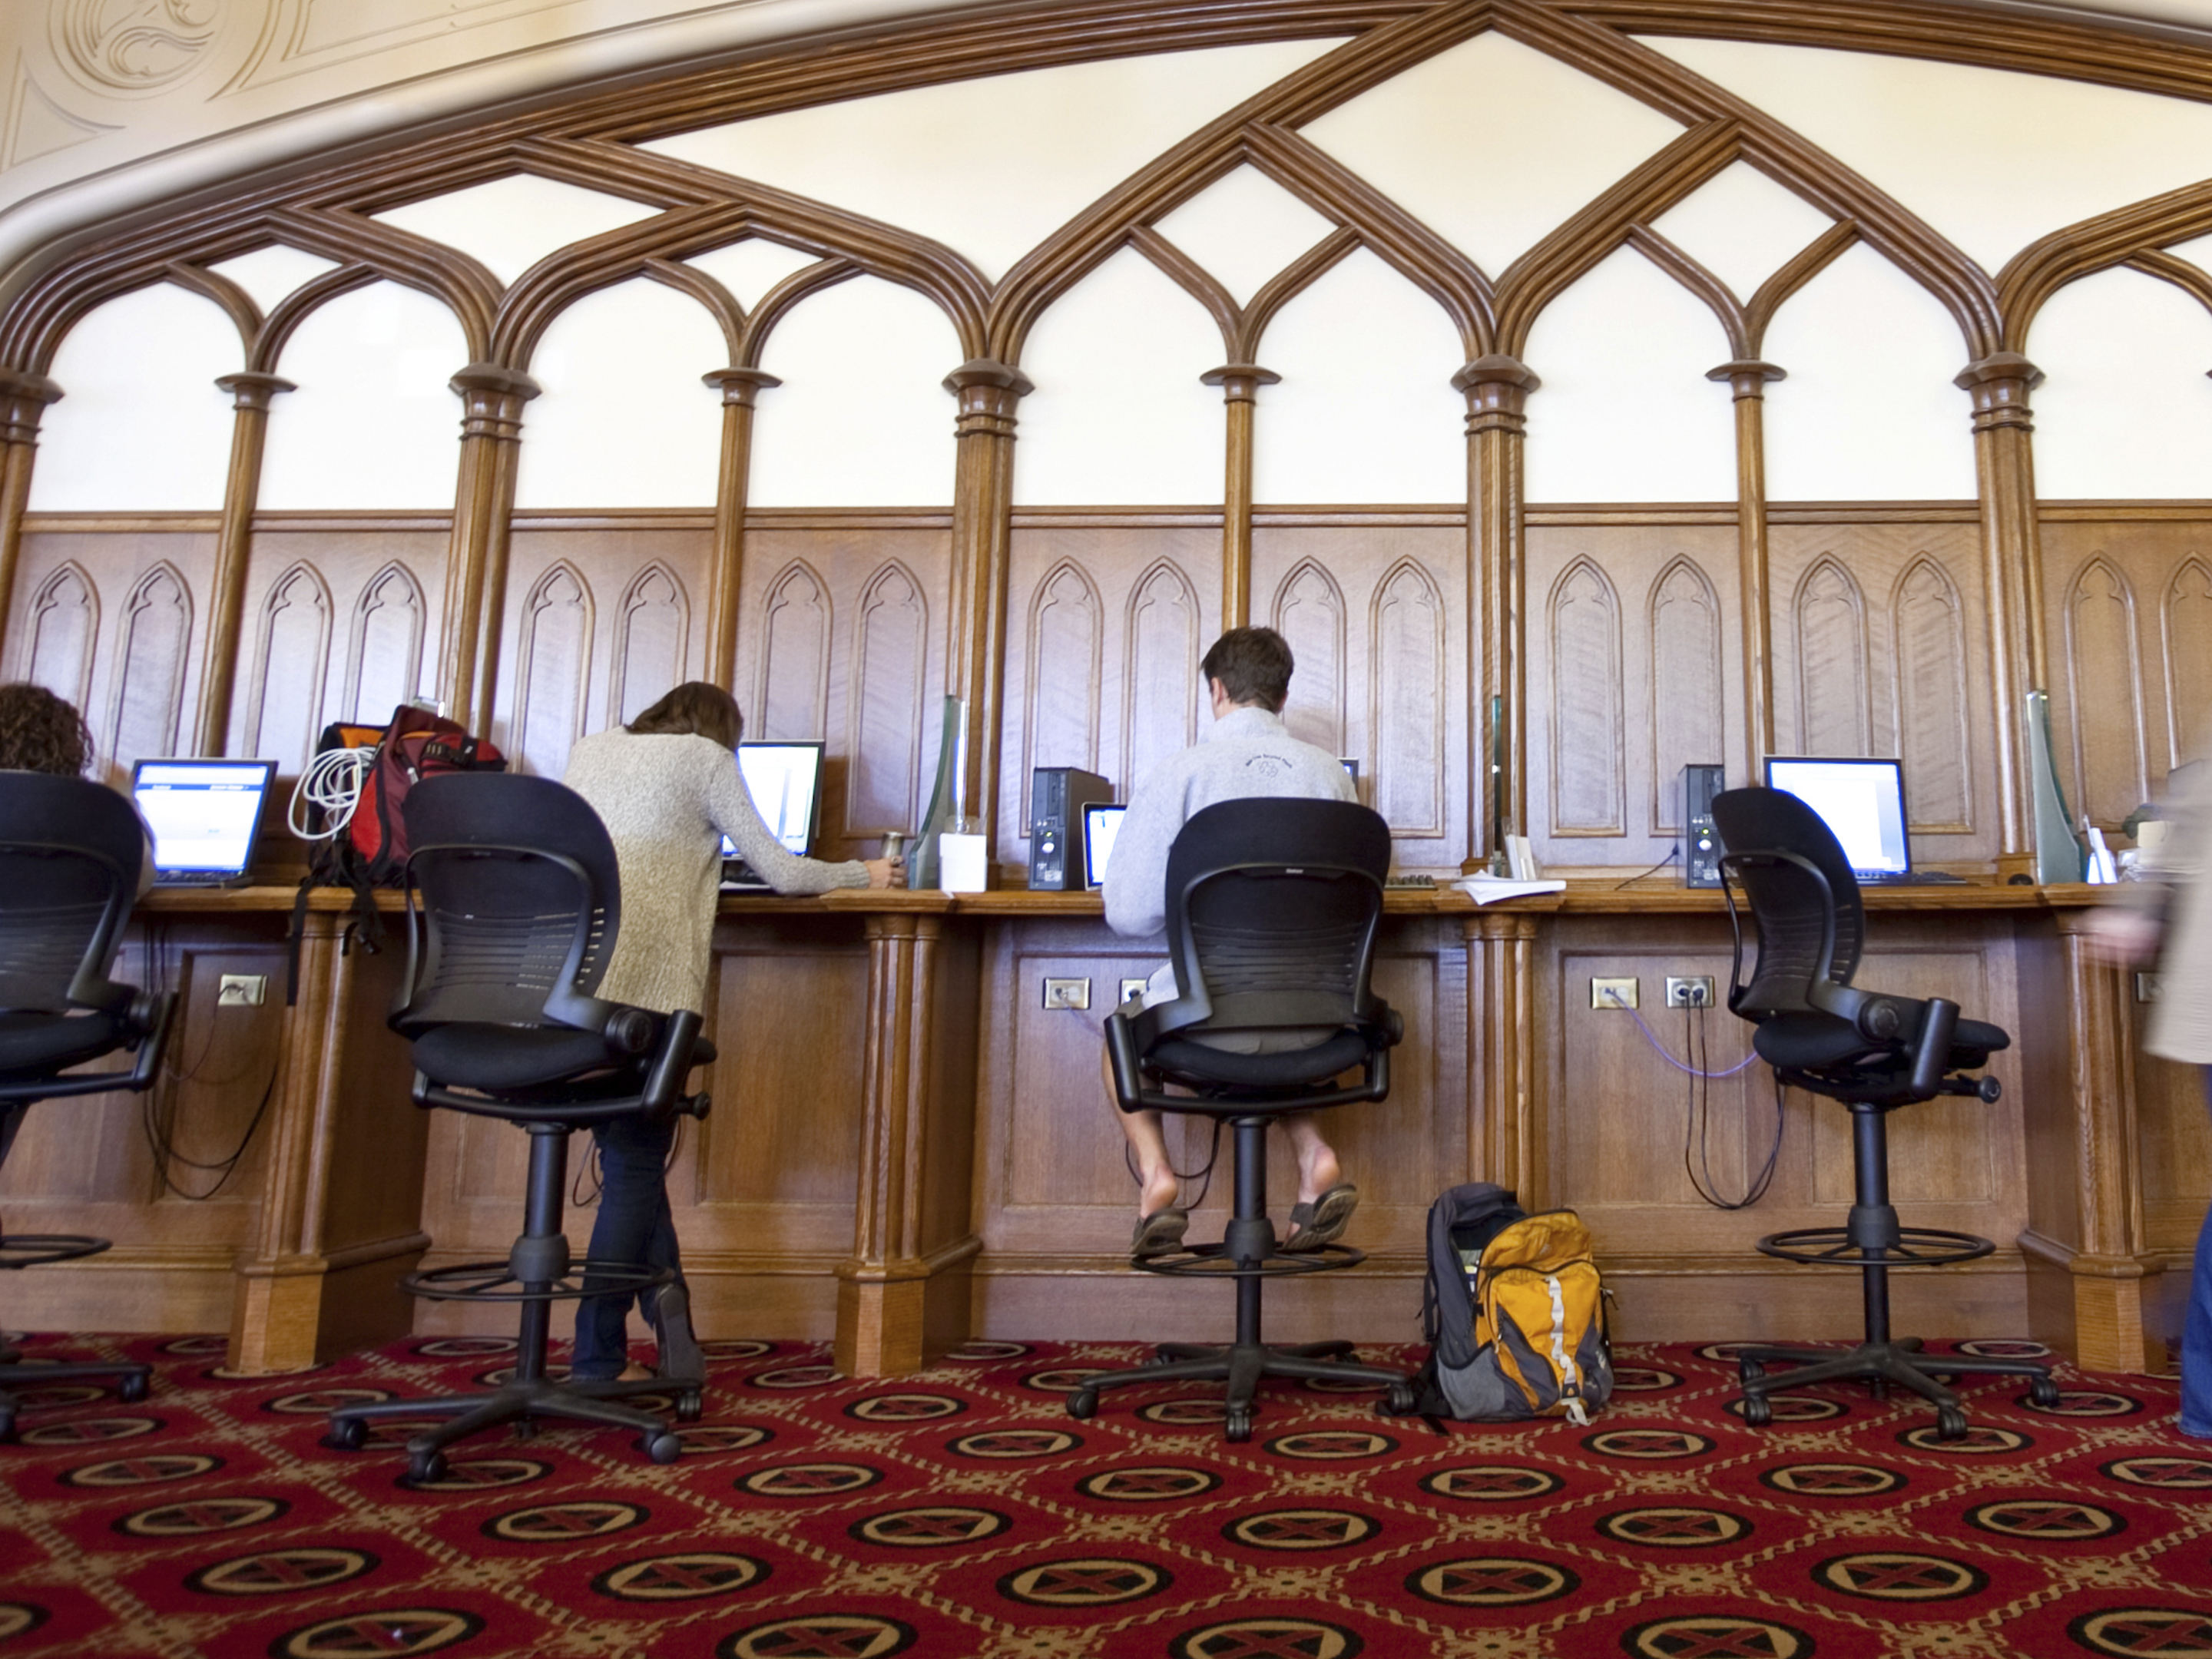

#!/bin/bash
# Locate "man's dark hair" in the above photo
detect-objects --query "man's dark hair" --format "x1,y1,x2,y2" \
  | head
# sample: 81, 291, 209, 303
1201, 626, 1294, 713
0, 684, 93, 776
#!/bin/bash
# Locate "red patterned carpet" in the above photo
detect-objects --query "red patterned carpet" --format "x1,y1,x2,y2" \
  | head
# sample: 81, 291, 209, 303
2, 1332, 2210, 1658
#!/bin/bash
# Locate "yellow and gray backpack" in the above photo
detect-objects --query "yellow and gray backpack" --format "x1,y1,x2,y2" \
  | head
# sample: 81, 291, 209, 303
1401, 1182, 1612, 1426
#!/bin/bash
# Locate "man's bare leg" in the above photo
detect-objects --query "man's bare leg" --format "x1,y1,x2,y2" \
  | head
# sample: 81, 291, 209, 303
1103, 1044, 1181, 1219
1284, 1113, 1344, 1207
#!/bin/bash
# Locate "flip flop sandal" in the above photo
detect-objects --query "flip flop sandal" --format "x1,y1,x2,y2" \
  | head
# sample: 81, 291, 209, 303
1281, 1183, 1359, 1252
1130, 1205, 1190, 1260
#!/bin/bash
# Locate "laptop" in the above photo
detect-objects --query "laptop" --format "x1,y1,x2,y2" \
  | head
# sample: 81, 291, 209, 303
1083, 802, 1128, 891
720, 741, 826, 891
131, 758, 278, 888
1762, 756, 1963, 886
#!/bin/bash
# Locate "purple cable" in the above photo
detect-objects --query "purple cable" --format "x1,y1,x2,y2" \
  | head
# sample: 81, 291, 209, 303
1600, 988, 1761, 1078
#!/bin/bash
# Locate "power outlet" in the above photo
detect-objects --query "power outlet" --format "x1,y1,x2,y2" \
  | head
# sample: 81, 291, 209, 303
1591, 976, 1638, 1010
1119, 979, 1148, 1007
1665, 975, 1715, 1009
216, 973, 267, 1008
1042, 977, 1091, 1011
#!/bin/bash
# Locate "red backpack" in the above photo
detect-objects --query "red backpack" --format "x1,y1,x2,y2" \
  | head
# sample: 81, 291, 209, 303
286, 705, 505, 1001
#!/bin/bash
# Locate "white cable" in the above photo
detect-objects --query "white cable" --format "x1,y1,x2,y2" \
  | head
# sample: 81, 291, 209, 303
289, 746, 377, 840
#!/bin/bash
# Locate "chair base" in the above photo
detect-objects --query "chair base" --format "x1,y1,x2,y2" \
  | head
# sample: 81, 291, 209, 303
1068, 1340, 1416, 1442
323, 1373, 697, 1485
0, 1346, 151, 1442
1736, 1336, 2058, 1439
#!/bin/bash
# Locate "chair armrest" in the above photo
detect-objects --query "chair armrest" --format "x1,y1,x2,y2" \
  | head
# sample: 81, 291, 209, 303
1909, 997, 1959, 1099
639, 1008, 706, 1118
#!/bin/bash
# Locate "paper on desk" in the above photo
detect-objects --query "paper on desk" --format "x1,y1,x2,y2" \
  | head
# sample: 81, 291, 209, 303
1456, 876, 1568, 905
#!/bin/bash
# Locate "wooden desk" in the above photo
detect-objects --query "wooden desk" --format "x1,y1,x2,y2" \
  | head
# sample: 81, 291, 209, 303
5, 881, 2199, 1379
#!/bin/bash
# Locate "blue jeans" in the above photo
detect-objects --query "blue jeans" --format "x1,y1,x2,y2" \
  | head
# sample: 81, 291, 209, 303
2184, 1070, 2212, 1438
570, 1114, 681, 1382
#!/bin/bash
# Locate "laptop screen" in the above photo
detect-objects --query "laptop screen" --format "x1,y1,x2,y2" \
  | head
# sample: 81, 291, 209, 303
131, 759, 276, 879
1084, 803, 1128, 889
719, 741, 825, 860
1763, 757, 1910, 876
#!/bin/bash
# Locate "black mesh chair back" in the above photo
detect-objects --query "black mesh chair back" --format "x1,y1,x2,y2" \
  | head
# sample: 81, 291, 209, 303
1710, 785, 1863, 1022
396, 772, 621, 1039
0, 774, 147, 1031
1131, 798, 1396, 1101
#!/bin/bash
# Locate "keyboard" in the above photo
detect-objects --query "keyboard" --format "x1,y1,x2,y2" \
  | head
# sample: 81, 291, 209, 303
1855, 870, 1968, 886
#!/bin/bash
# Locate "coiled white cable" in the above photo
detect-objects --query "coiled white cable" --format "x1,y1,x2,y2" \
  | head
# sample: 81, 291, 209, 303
290, 746, 377, 840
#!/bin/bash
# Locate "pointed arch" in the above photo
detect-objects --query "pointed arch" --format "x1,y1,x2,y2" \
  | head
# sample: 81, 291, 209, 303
244, 561, 334, 773
847, 559, 929, 835
1793, 555, 1871, 757
1647, 555, 1723, 834
1124, 560, 1202, 792
109, 561, 194, 778
2061, 555, 2148, 824
1891, 555, 1973, 831
1371, 556, 1445, 836
1549, 556, 1623, 836
2164, 556, 2212, 770
512, 560, 594, 780
611, 561, 690, 727
1024, 558, 1104, 796
343, 560, 426, 724
23, 561, 98, 711
1272, 558, 1346, 760
755, 560, 832, 742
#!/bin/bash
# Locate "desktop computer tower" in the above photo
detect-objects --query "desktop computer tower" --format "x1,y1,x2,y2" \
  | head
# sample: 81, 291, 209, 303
1028, 767, 1112, 890
1682, 763, 1724, 888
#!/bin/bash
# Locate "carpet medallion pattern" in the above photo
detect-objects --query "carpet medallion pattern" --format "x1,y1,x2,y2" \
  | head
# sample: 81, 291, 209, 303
0, 1334, 2208, 1657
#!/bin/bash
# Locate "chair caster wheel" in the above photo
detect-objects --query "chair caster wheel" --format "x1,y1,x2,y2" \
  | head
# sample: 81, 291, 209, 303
641, 1431, 682, 1465
406, 1449, 448, 1485
321, 1417, 367, 1452
1224, 1406, 1253, 1443
1385, 1382, 1417, 1415
118, 1375, 150, 1405
676, 1389, 704, 1422
1065, 1389, 1097, 1421
1740, 1396, 1772, 1429
1739, 1359, 1765, 1386
2028, 1376, 2061, 1409
1935, 1406, 1969, 1441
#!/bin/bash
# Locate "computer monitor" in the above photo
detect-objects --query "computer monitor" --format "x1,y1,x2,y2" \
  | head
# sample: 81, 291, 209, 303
1083, 803, 1128, 890
719, 740, 825, 860
131, 758, 278, 886
1763, 756, 1911, 878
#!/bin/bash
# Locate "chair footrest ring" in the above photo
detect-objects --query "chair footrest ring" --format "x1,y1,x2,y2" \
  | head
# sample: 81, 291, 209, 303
400, 1257, 673, 1303
1, 1234, 112, 1270
1755, 1226, 1994, 1269
1134, 1240, 1365, 1278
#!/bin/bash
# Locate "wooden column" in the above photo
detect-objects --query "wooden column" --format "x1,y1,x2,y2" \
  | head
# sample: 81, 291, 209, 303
700, 366, 780, 688
1202, 363, 1279, 630
438, 364, 539, 731
2020, 907, 2165, 1373
836, 901, 981, 1376
1955, 353, 2047, 875
227, 906, 429, 1373
1466, 908, 1541, 1203
942, 359, 1031, 849
0, 369, 62, 649
1455, 356, 1540, 870
1710, 359, 1785, 773
194, 372, 295, 756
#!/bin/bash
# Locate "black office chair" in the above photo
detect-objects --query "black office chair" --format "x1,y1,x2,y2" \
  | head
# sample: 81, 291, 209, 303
320, 773, 712, 1484
1712, 786, 2058, 1437
0, 773, 176, 1443
1066, 797, 1416, 1442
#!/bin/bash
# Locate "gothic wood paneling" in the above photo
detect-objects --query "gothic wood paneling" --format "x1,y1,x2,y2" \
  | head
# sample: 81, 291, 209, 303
1272, 558, 1347, 760
1892, 556, 1974, 831
1548, 557, 1625, 837
1793, 556, 1873, 758
110, 561, 196, 776
1022, 558, 1104, 810
611, 561, 691, 728
755, 559, 833, 743
243, 561, 333, 775
2167, 558, 2212, 767
2061, 555, 2151, 828
1371, 556, 1445, 838
1124, 558, 1203, 801
1648, 555, 1724, 835
345, 558, 430, 725
510, 559, 593, 781
24, 559, 97, 710
848, 561, 929, 836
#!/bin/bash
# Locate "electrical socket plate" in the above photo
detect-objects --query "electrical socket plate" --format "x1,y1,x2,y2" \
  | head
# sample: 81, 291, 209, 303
1665, 975, 1715, 1008
1591, 976, 1637, 1010
1042, 977, 1090, 1010
1119, 979, 1147, 1007
217, 973, 267, 1008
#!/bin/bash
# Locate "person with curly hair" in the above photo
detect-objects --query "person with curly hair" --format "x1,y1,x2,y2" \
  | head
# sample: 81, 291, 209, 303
0, 683, 94, 777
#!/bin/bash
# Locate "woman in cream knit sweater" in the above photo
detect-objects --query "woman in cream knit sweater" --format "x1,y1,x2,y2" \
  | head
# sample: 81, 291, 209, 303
562, 683, 901, 1382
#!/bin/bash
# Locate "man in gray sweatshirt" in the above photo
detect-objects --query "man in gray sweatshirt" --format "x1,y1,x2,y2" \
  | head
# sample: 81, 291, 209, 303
1103, 625, 1361, 1260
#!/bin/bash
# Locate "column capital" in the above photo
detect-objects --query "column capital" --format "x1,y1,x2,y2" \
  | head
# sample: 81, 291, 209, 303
1453, 354, 1541, 436
703, 366, 781, 407
215, 371, 296, 412
0, 367, 62, 446
1955, 352, 2043, 433
1201, 363, 1280, 402
449, 363, 541, 442
1706, 359, 1786, 399
943, 358, 1031, 438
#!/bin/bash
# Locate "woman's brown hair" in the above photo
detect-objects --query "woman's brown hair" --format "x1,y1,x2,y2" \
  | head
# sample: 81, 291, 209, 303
0, 684, 94, 776
627, 682, 745, 750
